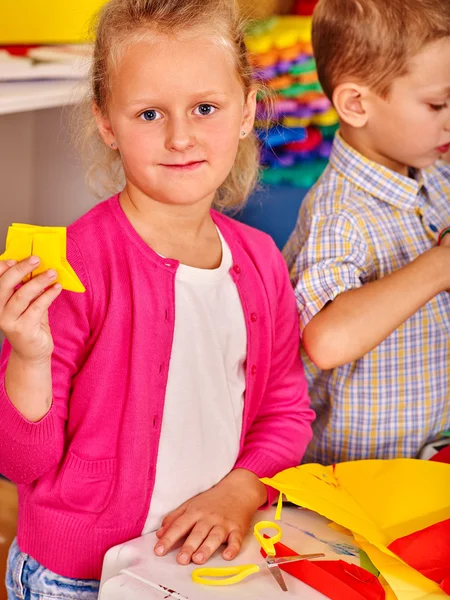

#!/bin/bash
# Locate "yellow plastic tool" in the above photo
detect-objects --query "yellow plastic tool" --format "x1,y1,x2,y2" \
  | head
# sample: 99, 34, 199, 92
192, 520, 324, 590
0, 223, 85, 293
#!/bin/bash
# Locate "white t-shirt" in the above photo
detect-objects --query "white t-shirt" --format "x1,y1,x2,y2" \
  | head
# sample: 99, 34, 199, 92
142, 229, 247, 533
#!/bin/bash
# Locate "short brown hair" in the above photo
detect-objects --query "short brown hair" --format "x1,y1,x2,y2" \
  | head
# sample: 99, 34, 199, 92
312, 0, 450, 101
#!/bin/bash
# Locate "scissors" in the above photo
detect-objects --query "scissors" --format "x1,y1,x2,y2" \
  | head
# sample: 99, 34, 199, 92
192, 520, 324, 591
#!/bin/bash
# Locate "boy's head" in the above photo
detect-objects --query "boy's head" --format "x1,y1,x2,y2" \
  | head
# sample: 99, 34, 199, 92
312, 0, 450, 172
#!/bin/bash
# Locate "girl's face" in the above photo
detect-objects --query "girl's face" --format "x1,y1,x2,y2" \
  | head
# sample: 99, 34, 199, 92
95, 29, 256, 208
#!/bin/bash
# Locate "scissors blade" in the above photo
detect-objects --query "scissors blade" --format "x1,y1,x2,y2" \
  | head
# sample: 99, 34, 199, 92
271, 553, 325, 565
267, 563, 288, 592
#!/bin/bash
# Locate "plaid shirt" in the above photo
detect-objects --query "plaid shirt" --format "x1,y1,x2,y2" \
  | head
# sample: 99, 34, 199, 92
284, 132, 450, 464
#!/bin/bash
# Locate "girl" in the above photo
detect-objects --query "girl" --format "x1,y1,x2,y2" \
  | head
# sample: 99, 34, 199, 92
0, 0, 314, 598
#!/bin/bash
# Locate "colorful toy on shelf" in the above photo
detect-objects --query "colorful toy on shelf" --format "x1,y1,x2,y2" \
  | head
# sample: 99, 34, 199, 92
246, 12, 338, 187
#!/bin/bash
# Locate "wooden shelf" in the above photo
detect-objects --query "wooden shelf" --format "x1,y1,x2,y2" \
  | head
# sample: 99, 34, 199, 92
0, 80, 87, 116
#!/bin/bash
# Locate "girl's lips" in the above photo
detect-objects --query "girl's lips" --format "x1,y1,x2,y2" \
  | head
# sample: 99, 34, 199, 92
161, 161, 205, 171
437, 143, 450, 154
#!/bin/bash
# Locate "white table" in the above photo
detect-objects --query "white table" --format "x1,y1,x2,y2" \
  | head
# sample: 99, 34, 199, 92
99, 506, 361, 600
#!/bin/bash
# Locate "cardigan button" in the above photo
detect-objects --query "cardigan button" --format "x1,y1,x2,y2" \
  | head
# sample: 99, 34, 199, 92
251, 365, 257, 375
251, 313, 257, 322
233, 264, 241, 274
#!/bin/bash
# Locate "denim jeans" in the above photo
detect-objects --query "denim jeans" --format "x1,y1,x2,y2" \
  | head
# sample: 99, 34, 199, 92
5, 539, 100, 600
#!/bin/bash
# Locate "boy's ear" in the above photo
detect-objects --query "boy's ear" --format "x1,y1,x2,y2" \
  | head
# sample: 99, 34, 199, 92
92, 103, 117, 148
332, 82, 369, 128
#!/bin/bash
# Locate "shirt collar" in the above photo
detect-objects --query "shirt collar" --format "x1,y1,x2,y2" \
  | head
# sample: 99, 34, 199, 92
329, 131, 429, 210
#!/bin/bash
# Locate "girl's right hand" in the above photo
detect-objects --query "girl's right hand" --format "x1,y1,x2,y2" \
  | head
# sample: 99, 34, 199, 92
0, 256, 62, 364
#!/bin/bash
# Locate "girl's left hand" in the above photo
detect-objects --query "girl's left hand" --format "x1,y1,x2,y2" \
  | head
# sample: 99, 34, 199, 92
154, 469, 267, 565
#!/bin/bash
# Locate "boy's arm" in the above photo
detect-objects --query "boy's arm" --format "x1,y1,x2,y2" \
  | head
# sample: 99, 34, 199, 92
290, 209, 450, 371
303, 244, 450, 369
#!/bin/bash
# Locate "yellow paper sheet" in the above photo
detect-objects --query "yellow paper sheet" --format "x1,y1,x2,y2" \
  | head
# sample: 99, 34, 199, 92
0, 224, 85, 293
356, 536, 447, 600
379, 575, 400, 600
261, 460, 450, 600
261, 460, 450, 551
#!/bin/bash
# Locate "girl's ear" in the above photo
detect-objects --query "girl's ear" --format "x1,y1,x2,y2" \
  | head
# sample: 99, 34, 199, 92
240, 88, 257, 136
93, 103, 117, 149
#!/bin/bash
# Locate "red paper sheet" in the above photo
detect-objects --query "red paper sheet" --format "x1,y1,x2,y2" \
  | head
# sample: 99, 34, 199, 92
430, 446, 450, 464
261, 537, 385, 600
388, 518, 450, 594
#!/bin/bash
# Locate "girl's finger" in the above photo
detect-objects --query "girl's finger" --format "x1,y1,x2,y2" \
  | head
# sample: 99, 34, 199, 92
154, 512, 198, 558
158, 502, 188, 534
191, 525, 227, 564
223, 528, 243, 561
0, 257, 41, 311
175, 521, 216, 565
0, 259, 17, 277
17, 284, 62, 330
3, 270, 58, 322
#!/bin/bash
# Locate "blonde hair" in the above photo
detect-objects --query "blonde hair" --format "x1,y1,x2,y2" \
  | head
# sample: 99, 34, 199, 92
77, 0, 260, 210
312, 0, 450, 101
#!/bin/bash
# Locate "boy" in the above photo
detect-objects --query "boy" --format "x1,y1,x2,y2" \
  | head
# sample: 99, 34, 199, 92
284, 0, 450, 464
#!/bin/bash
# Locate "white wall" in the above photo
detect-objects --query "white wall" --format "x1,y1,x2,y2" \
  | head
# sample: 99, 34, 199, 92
0, 105, 97, 249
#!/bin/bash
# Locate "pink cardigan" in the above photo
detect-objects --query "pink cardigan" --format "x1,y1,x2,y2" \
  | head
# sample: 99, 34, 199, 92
0, 196, 314, 579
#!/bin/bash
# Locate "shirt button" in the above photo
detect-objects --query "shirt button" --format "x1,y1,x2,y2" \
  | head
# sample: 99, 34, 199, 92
233, 265, 241, 274
251, 313, 258, 322
429, 223, 438, 233
251, 365, 257, 375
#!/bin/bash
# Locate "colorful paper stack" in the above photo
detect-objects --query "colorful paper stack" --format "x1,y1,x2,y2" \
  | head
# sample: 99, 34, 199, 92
262, 459, 450, 600
245, 14, 338, 187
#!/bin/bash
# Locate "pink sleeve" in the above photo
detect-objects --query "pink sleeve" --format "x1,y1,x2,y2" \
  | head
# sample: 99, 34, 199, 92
235, 247, 315, 491
0, 238, 92, 484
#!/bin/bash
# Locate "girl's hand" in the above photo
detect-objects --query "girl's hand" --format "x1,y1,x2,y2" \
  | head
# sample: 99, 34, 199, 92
154, 469, 267, 566
0, 257, 62, 364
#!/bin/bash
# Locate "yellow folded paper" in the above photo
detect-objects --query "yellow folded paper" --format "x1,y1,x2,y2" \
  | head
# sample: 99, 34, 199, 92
261, 459, 450, 600
0, 223, 85, 293
357, 536, 447, 600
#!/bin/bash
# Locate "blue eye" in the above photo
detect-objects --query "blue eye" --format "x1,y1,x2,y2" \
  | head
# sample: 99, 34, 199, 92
194, 104, 216, 116
140, 110, 160, 121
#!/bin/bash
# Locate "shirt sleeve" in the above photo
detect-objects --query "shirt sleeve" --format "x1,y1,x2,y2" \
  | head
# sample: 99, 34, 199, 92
0, 237, 92, 484
291, 212, 375, 332
234, 245, 315, 486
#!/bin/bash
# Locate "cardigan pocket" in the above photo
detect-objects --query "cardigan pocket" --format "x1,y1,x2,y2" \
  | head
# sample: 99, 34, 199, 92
59, 452, 116, 514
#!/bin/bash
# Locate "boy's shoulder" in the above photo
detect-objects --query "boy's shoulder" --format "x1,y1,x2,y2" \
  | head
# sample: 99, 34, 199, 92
301, 163, 368, 222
